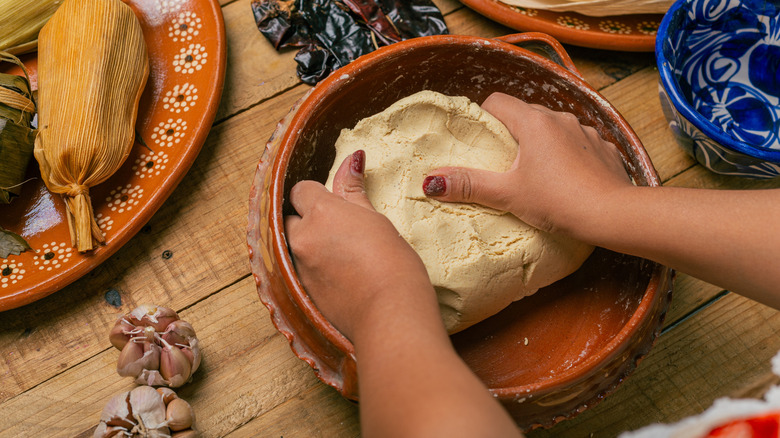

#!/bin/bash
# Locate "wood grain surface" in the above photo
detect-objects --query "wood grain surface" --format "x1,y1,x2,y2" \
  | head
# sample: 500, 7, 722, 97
2, 1, 779, 437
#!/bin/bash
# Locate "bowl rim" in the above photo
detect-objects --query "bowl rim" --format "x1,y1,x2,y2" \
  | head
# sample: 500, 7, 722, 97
655, 0, 780, 163
270, 32, 669, 398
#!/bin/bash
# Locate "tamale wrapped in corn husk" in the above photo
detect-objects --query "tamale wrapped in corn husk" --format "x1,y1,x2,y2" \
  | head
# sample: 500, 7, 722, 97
34, 0, 149, 252
0, 52, 37, 204
0, 0, 62, 55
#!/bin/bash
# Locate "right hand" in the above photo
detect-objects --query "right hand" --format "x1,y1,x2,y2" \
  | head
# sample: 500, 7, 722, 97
423, 92, 633, 238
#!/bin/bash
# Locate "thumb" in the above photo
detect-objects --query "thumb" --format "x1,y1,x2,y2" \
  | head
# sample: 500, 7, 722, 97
332, 150, 375, 211
423, 167, 512, 211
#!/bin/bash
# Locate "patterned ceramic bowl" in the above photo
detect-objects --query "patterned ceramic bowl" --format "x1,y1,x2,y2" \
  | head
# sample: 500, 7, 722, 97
656, 0, 780, 178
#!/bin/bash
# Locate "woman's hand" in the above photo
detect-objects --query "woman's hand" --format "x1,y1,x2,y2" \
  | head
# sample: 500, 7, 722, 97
420, 92, 780, 308
423, 92, 632, 239
286, 150, 523, 438
284, 150, 437, 341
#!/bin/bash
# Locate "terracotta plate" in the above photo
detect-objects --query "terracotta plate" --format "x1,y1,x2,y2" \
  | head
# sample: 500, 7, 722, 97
460, 0, 664, 51
0, 0, 227, 311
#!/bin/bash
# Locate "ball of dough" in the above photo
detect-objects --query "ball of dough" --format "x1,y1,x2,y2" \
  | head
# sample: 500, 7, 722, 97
326, 90, 593, 333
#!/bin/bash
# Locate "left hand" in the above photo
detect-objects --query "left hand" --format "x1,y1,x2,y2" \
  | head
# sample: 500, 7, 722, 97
284, 150, 436, 341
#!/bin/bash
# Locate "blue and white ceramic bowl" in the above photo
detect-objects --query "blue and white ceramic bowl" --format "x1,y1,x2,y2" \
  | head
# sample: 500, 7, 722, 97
656, 0, 780, 179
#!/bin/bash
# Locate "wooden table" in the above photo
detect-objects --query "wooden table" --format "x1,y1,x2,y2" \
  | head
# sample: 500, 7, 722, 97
2, 1, 780, 436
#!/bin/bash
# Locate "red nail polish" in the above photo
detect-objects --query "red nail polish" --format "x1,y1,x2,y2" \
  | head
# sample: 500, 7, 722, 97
423, 175, 446, 196
351, 150, 365, 175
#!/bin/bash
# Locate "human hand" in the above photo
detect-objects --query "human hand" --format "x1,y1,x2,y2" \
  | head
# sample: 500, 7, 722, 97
285, 151, 437, 341
422, 92, 632, 239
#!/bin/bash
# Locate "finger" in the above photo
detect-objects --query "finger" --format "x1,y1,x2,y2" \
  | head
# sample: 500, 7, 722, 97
284, 215, 302, 239
423, 166, 513, 211
332, 150, 375, 211
600, 140, 632, 180
481, 92, 526, 132
284, 215, 304, 254
481, 92, 555, 139
289, 180, 329, 217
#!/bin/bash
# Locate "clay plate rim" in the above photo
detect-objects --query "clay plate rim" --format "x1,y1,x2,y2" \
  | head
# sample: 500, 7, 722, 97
0, 0, 227, 312
460, 0, 663, 52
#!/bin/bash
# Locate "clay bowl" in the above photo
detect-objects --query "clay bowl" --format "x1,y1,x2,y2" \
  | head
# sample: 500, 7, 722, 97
247, 32, 674, 430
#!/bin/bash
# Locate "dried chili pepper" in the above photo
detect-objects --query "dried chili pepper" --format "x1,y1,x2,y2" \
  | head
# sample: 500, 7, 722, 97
251, 0, 448, 85
250, 0, 311, 49
375, 0, 449, 39
298, 0, 376, 67
342, 0, 402, 45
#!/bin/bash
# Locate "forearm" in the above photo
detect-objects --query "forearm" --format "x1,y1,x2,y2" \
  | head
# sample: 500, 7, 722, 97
351, 285, 523, 438
574, 186, 780, 308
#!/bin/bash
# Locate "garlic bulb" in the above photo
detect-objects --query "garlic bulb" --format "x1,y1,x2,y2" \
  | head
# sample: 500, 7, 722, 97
110, 305, 201, 388
94, 386, 197, 438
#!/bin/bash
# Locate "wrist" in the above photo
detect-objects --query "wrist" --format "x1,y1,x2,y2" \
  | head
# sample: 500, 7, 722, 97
563, 184, 643, 246
350, 280, 449, 350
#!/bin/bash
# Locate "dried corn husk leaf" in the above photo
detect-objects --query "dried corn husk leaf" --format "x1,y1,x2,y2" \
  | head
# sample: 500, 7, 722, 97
34, 0, 149, 252
498, 0, 672, 16
0, 0, 62, 55
0, 52, 36, 204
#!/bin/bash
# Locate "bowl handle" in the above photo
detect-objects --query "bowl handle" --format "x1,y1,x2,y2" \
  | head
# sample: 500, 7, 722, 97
495, 32, 582, 79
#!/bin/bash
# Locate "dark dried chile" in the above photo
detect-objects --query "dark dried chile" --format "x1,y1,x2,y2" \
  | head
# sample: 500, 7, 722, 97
298, 0, 376, 68
342, 0, 402, 45
251, 0, 448, 85
375, 0, 449, 39
251, 0, 312, 49
294, 44, 339, 85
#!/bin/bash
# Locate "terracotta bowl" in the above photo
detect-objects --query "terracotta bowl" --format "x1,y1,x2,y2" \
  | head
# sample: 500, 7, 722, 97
247, 32, 674, 430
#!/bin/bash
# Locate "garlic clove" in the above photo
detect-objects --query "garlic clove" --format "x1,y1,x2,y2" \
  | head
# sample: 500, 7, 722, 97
116, 341, 144, 377
99, 391, 130, 422
98, 391, 134, 435
157, 387, 178, 404
171, 430, 199, 438
163, 320, 201, 374
108, 318, 136, 350
160, 341, 192, 388
176, 340, 201, 376
127, 304, 155, 325
135, 369, 168, 387
145, 342, 162, 372
166, 398, 194, 431
118, 342, 161, 378
128, 386, 168, 432
162, 320, 195, 346
130, 304, 179, 332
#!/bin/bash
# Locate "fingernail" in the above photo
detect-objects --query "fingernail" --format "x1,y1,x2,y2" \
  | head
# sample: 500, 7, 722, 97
350, 150, 365, 175
423, 175, 446, 197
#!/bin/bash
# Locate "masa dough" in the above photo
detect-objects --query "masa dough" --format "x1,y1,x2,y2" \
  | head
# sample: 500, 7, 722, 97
326, 90, 594, 334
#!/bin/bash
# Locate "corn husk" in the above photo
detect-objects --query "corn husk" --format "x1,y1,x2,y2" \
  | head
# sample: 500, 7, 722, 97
34, 0, 149, 252
0, 0, 62, 55
0, 52, 36, 204
498, 0, 673, 16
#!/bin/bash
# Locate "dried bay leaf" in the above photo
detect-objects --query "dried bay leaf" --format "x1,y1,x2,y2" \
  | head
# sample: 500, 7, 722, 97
0, 226, 31, 258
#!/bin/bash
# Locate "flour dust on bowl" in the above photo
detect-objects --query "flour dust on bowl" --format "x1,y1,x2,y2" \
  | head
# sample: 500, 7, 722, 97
247, 32, 674, 430
656, 0, 780, 178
